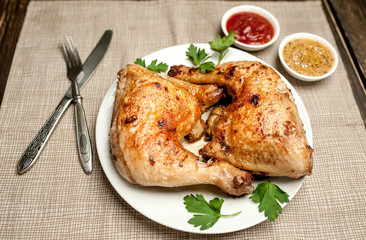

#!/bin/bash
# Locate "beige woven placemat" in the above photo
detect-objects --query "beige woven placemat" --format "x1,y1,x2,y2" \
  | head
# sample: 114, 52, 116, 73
1, 1, 365, 239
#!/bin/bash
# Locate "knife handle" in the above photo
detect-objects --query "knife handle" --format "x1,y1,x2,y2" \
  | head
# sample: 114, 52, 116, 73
73, 96, 93, 174
17, 97, 72, 174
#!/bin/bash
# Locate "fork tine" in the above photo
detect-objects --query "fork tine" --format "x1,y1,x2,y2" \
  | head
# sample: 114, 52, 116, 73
62, 47, 70, 67
63, 35, 83, 81
64, 35, 81, 67
69, 37, 82, 66
65, 36, 76, 66
63, 36, 73, 67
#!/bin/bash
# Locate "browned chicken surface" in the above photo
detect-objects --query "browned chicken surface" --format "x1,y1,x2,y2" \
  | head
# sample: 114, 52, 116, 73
110, 64, 254, 196
168, 61, 313, 178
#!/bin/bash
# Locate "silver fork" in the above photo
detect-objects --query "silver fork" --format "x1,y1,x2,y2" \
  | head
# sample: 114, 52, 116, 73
62, 36, 92, 174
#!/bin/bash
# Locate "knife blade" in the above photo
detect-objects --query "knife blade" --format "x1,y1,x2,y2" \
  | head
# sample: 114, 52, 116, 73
17, 30, 113, 174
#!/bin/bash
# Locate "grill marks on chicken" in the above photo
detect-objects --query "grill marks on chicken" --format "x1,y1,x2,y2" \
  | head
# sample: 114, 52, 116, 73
168, 61, 313, 178
110, 65, 254, 196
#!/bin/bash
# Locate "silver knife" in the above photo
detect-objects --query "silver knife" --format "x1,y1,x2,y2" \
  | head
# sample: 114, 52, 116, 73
17, 30, 113, 174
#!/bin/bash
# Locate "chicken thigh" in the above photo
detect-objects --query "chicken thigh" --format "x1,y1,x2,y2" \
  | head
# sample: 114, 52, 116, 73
110, 64, 254, 196
168, 61, 313, 178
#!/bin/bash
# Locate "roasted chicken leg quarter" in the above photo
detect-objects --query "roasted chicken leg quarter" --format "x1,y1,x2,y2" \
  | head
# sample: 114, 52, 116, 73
110, 64, 254, 196
168, 61, 313, 178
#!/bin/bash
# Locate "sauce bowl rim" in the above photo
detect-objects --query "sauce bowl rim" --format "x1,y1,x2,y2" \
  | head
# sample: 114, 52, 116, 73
278, 32, 339, 82
221, 5, 280, 51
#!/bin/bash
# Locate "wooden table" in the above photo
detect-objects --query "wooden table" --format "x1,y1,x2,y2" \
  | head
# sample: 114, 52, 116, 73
1, 0, 365, 127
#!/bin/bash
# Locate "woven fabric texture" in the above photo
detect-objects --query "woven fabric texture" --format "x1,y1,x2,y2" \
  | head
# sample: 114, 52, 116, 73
0, 1, 365, 239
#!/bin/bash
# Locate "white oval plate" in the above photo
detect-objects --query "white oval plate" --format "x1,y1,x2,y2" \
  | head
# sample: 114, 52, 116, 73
95, 44, 313, 234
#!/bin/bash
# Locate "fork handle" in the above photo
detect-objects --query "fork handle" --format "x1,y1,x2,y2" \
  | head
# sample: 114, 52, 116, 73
73, 96, 93, 174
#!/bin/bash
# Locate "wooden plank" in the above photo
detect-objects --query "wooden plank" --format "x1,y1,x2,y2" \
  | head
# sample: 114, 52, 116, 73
323, 0, 366, 127
329, 0, 366, 85
0, 0, 30, 105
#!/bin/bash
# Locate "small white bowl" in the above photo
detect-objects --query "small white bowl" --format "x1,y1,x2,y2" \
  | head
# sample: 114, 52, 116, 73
221, 5, 280, 51
278, 33, 338, 82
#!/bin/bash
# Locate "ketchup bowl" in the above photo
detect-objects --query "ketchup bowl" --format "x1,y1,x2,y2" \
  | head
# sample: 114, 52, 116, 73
221, 5, 280, 51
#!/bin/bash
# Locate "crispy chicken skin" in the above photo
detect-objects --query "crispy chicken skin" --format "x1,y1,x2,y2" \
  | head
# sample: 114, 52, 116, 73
168, 61, 313, 178
110, 64, 254, 196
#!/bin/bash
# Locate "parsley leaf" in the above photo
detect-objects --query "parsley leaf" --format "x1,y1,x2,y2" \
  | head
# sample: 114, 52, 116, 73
186, 44, 215, 74
134, 58, 146, 68
184, 194, 241, 230
250, 182, 289, 221
134, 58, 168, 73
209, 30, 236, 65
199, 61, 215, 74
186, 44, 210, 65
146, 60, 169, 73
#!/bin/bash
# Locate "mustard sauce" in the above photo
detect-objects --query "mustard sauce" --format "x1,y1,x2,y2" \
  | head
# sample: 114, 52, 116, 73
282, 38, 334, 77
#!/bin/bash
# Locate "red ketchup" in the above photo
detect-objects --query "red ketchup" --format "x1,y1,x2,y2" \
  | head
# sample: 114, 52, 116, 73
226, 12, 274, 45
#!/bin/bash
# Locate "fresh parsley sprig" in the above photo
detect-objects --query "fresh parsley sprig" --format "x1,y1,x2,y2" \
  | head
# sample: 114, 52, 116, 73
184, 182, 289, 230
250, 181, 290, 221
186, 44, 215, 74
184, 194, 241, 230
185, 31, 235, 73
134, 58, 168, 73
209, 30, 236, 65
